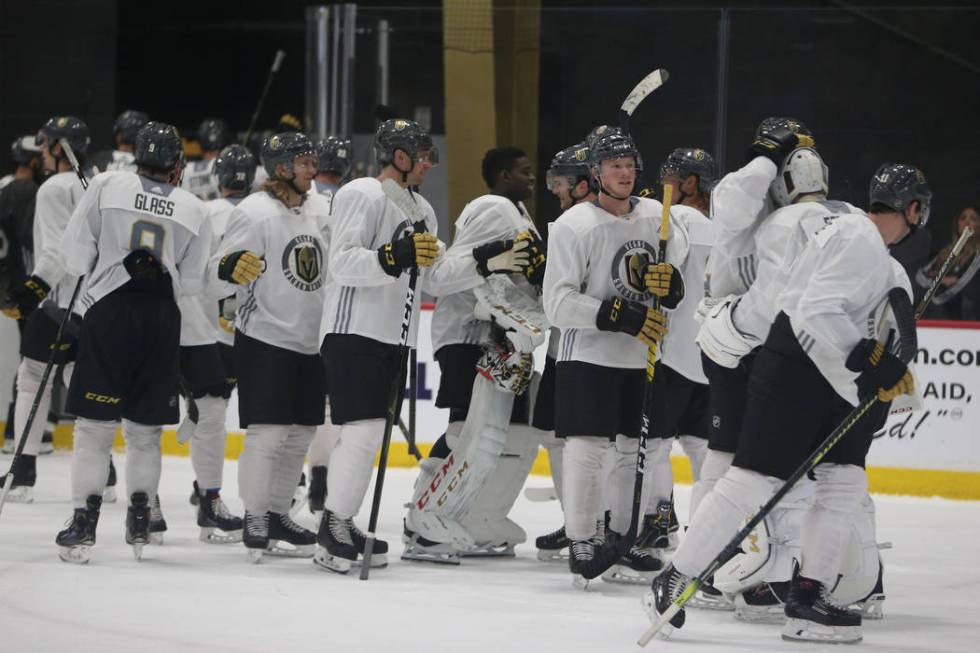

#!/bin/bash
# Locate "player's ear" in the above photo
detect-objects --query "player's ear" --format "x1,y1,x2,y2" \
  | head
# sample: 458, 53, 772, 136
681, 174, 698, 196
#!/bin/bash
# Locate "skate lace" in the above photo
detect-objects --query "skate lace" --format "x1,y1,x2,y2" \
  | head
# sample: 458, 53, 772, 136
570, 540, 595, 561
150, 496, 163, 521
817, 583, 854, 616
328, 514, 354, 546
278, 513, 307, 534
246, 511, 269, 535
212, 497, 235, 519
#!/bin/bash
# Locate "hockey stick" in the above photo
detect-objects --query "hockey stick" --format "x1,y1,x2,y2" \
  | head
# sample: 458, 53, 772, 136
0, 139, 88, 519
408, 348, 421, 460
915, 225, 974, 319
618, 69, 669, 134
397, 416, 422, 461
638, 285, 918, 646
243, 50, 286, 145
360, 179, 427, 578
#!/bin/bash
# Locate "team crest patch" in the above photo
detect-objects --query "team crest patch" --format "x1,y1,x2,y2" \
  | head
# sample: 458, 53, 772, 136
281, 234, 324, 291
610, 239, 656, 302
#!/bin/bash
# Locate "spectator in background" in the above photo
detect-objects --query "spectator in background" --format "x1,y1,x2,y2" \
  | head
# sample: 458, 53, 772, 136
915, 205, 980, 320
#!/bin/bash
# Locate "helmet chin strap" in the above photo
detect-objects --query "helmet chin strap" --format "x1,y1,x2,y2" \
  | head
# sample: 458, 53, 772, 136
598, 174, 631, 202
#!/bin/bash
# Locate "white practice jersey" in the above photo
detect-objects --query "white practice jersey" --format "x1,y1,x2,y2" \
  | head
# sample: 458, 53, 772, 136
101, 150, 137, 173
252, 166, 268, 193
0, 174, 14, 192
210, 191, 329, 355
431, 194, 541, 354
322, 177, 478, 347
32, 171, 88, 310
62, 171, 211, 311
178, 196, 243, 347
777, 212, 896, 405
708, 156, 777, 297
312, 180, 340, 202
182, 159, 220, 201
543, 197, 690, 370
659, 207, 715, 384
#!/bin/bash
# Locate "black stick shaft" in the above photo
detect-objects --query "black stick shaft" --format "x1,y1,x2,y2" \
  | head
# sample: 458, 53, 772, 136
243, 50, 286, 145
408, 348, 420, 459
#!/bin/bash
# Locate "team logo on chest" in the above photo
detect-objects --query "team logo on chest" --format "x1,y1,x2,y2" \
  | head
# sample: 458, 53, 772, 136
611, 239, 657, 302
281, 234, 324, 291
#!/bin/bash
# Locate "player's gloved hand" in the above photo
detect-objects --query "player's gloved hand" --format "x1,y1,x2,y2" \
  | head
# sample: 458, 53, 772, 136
378, 232, 439, 277
596, 297, 667, 348
846, 338, 914, 402
644, 262, 685, 309
218, 296, 236, 333
747, 126, 812, 167
218, 251, 264, 284
518, 230, 547, 286
694, 296, 724, 324
473, 237, 530, 277
695, 295, 760, 368
2, 275, 51, 320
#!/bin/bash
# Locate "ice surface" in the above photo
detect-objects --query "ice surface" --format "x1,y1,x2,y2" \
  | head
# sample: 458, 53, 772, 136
2, 453, 979, 652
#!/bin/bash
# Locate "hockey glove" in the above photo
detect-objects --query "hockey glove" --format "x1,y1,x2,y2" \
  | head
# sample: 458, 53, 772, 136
218, 296, 236, 333
695, 295, 760, 368
747, 126, 811, 167
518, 230, 547, 287
378, 232, 439, 277
644, 262, 685, 309
596, 297, 667, 348
473, 237, 530, 277
846, 338, 914, 402
217, 251, 264, 285
694, 295, 724, 324
2, 275, 51, 319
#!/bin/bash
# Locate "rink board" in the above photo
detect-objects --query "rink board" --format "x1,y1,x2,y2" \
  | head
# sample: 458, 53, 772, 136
7, 313, 980, 500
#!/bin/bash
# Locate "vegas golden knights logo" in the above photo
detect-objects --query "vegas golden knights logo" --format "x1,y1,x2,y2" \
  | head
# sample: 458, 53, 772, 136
281, 234, 324, 292
294, 246, 320, 283
626, 252, 651, 293
611, 239, 657, 302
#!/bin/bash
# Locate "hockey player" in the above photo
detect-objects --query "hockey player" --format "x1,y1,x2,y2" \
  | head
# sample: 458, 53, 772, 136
183, 119, 230, 201
177, 144, 256, 543
54, 122, 211, 563
646, 163, 929, 644
542, 130, 689, 586
315, 119, 522, 573
89, 110, 148, 173
402, 145, 541, 563
209, 132, 329, 562
311, 136, 351, 200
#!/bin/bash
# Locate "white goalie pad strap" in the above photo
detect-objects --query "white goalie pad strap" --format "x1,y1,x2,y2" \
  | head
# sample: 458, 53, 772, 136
472, 275, 547, 353
407, 375, 514, 548
696, 295, 760, 369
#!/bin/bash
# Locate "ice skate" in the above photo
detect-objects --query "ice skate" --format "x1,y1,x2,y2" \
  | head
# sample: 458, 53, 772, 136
349, 520, 388, 568
148, 494, 167, 544
569, 538, 602, 590
39, 428, 54, 455
1, 436, 13, 454
289, 472, 308, 517
189, 480, 200, 506
103, 457, 118, 503
602, 544, 663, 585
0, 454, 36, 503
641, 563, 689, 638
313, 509, 358, 573
243, 511, 270, 563
850, 561, 885, 620
782, 573, 862, 644
685, 578, 735, 612
535, 525, 570, 562
734, 581, 788, 622
197, 489, 243, 544
401, 521, 460, 565
56, 495, 102, 564
125, 492, 151, 561
458, 518, 524, 558
635, 500, 679, 552
266, 511, 315, 557
307, 465, 326, 516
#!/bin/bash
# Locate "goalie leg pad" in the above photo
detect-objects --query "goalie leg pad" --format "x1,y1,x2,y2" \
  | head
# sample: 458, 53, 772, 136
831, 493, 885, 611
801, 464, 867, 588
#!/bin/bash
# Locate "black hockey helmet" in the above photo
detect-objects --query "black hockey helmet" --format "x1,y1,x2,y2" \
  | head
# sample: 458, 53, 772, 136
198, 118, 230, 152
315, 136, 352, 177
756, 116, 814, 148
113, 110, 149, 146
134, 122, 184, 172
374, 118, 437, 168
35, 116, 90, 156
659, 147, 717, 191
214, 144, 256, 193
590, 130, 643, 172
546, 143, 592, 192
261, 131, 315, 178
869, 163, 932, 227
11, 135, 41, 165
585, 124, 624, 150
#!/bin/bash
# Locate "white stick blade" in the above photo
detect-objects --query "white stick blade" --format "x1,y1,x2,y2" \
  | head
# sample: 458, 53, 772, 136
621, 69, 669, 116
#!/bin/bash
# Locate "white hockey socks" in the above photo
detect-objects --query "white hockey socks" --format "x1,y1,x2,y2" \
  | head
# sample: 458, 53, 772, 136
13, 358, 53, 456
238, 424, 290, 516
269, 425, 315, 514
801, 464, 867, 587
189, 395, 229, 490
642, 437, 675, 516
690, 448, 734, 519
679, 435, 708, 482
308, 401, 341, 468
563, 437, 611, 541
324, 418, 384, 519
70, 417, 117, 507
122, 420, 162, 499
538, 428, 564, 505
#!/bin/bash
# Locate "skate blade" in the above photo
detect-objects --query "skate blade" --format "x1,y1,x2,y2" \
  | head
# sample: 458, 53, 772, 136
401, 549, 461, 565
734, 606, 784, 623
572, 575, 597, 591
58, 545, 92, 564
852, 594, 885, 621
536, 548, 569, 562
149, 532, 165, 545
266, 541, 314, 558
132, 543, 145, 561
313, 547, 352, 574
354, 553, 388, 569
5, 486, 34, 503
200, 527, 243, 544
601, 564, 655, 585
246, 548, 264, 564
687, 591, 736, 612
458, 544, 516, 558
781, 618, 862, 644
102, 487, 117, 503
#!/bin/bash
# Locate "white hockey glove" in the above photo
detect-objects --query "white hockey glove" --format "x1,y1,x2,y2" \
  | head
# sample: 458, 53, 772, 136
472, 275, 547, 353
473, 237, 531, 277
694, 295, 724, 324
695, 295, 760, 368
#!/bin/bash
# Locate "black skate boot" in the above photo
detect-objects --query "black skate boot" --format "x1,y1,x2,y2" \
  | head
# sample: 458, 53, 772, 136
350, 520, 389, 568
782, 573, 862, 644
535, 525, 570, 562
290, 472, 307, 514
603, 543, 664, 585
243, 511, 270, 563
40, 425, 54, 455
401, 520, 460, 565
189, 480, 200, 506
197, 489, 243, 544
636, 500, 679, 551
267, 511, 315, 557
569, 537, 602, 590
103, 456, 118, 503
56, 494, 102, 564
149, 494, 167, 544
641, 563, 690, 638
734, 581, 789, 622
313, 509, 359, 574
308, 465, 326, 515
851, 560, 886, 620
0, 454, 37, 503
126, 492, 151, 560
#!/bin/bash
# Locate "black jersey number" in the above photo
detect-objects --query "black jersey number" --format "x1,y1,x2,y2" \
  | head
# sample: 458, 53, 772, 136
130, 220, 166, 258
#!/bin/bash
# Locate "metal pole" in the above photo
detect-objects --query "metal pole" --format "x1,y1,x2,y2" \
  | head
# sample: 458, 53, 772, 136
377, 18, 390, 108
713, 8, 731, 172
330, 8, 341, 135
340, 3, 357, 140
